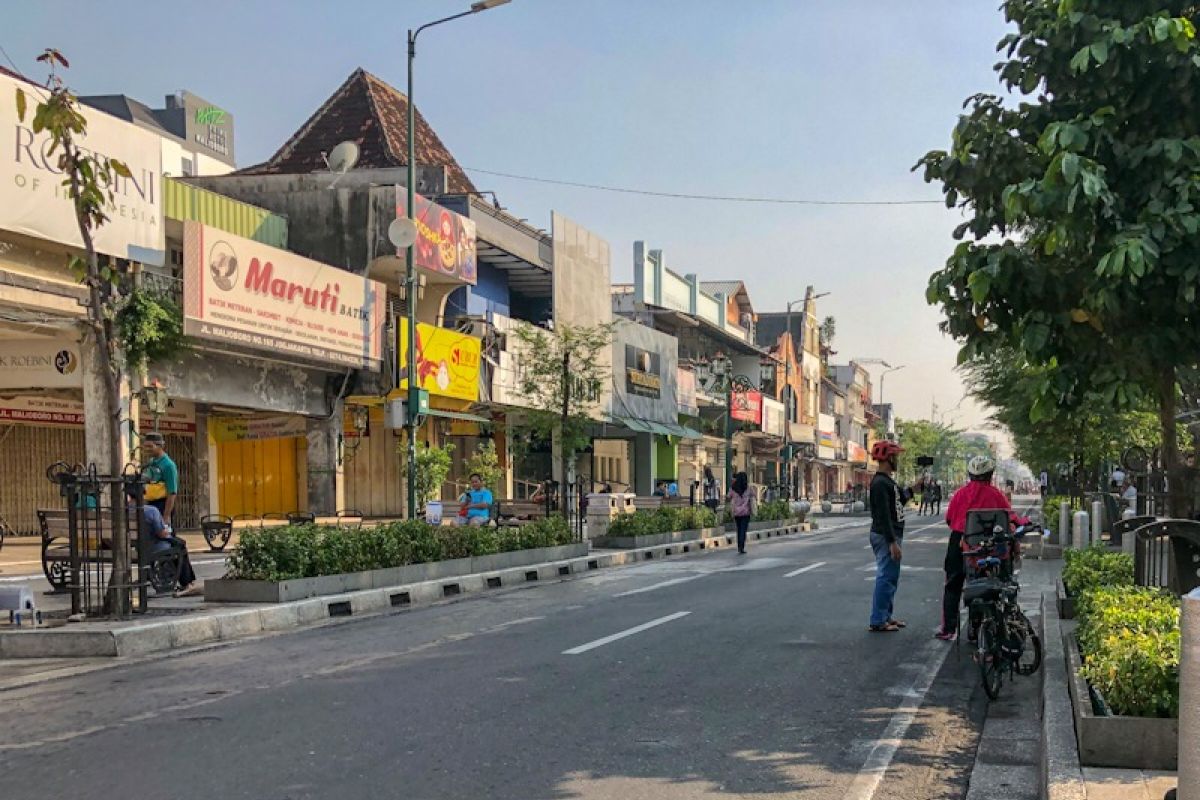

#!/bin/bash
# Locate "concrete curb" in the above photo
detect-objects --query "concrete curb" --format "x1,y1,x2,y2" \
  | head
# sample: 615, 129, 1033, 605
1042, 578, 1087, 800
0, 521, 815, 659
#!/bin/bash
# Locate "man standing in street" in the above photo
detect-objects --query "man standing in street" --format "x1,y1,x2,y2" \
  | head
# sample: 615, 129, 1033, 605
868, 440, 910, 633
1039, 469, 1049, 499
142, 433, 178, 527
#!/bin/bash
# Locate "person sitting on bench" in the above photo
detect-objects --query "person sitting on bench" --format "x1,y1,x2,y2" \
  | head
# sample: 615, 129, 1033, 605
128, 489, 199, 597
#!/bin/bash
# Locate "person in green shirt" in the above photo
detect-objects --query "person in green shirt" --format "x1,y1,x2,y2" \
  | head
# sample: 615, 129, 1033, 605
141, 433, 179, 525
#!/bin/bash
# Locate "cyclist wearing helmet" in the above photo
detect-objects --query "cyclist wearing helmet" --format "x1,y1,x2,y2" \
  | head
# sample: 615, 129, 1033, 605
935, 454, 1011, 641
867, 439, 913, 632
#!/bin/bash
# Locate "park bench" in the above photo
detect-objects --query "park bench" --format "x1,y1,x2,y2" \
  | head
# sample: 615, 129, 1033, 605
37, 508, 185, 594
496, 499, 551, 527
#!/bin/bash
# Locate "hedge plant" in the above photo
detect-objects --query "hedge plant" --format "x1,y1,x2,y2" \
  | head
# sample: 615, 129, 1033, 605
1076, 585, 1180, 719
606, 506, 718, 538
1061, 543, 1133, 597
226, 516, 575, 582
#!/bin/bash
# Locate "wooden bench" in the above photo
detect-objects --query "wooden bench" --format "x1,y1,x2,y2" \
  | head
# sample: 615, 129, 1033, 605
495, 499, 551, 527
38, 508, 184, 594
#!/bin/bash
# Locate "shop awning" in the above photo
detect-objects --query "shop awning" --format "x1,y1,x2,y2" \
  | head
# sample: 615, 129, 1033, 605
425, 408, 490, 424
607, 415, 703, 440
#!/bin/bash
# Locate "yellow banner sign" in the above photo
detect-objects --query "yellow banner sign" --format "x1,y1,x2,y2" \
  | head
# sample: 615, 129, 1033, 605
398, 321, 481, 402
210, 415, 307, 443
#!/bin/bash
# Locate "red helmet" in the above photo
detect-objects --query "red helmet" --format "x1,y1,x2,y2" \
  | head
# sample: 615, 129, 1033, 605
871, 440, 904, 463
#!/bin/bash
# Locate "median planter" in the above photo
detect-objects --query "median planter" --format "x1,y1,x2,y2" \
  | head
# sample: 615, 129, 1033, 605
593, 526, 721, 550
724, 519, 801, 534
1056, 577, 1076, 620
206, 542, 589, 604
1063, 631, 1178, 770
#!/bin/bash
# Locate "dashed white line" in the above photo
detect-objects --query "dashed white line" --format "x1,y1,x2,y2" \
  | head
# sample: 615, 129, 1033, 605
783, 562, 826, 578
614, 575, 708, 597
562, 611, 691, 655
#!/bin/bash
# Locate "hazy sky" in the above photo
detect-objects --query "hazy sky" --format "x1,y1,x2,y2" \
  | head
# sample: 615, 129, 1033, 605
4, 1, 1014, 439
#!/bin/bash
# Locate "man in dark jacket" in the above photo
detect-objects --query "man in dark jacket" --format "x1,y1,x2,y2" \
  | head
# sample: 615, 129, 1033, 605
868, 440, 912, 632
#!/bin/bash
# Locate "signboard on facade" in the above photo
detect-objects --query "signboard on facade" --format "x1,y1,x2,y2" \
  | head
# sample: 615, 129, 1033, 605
182, 220, 386, 370
398, 320, 481, 402
731, 389, 763, 424
1, 72, 165, 264
0, 339, 82, 389
625, 344, 662, 398
210, 414, 307, 443
762, 397, 785, 437
0, 394, 85, 426
676, 367, 697, 415
138, 398, 196, 434
848, 441, 868, 464
396, 189, 477, 285
817, 413, 837, 459
180, 91, 234, 164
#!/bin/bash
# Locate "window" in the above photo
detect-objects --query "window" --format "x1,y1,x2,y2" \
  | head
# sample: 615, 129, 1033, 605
181, 156, 194, 177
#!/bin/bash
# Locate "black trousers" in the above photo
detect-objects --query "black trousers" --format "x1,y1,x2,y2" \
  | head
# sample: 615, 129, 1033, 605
734, 516, 750, 552
941, 531, 965, 635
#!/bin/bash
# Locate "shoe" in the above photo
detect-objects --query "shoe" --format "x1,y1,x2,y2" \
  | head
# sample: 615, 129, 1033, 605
173, 584, 202, 598
868, 621, 902, 632
888, 619, 907, 629
934, 630, 956, 641
738, 549, 746, 554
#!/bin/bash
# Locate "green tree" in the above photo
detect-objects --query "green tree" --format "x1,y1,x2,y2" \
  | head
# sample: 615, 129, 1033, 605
916, 3, 1200, 515
894, 418, 995, 486
465, 440, 503, 494
16, 50, 138, 614
409, 443, 453, 510
511, 322, 612, 514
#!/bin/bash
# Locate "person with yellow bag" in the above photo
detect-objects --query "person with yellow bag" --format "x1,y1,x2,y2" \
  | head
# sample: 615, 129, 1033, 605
141, 433, 179, 526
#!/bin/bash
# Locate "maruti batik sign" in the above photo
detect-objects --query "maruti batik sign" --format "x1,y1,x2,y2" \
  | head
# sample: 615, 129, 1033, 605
0, 72, 164, 264
182, 221, 386, 370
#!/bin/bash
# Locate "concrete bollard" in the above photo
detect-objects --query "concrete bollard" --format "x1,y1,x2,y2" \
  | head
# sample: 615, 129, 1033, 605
1091, 500, 1103, 544
1072, 511, 1089, 550
1175, 588, 1200, 800
1123, 525, 1137, 558
1059, 502, 1071, 546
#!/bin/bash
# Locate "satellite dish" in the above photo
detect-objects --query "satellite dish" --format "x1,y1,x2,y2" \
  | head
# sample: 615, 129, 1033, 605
388, 217, 418, 250
326, 141, 360, 174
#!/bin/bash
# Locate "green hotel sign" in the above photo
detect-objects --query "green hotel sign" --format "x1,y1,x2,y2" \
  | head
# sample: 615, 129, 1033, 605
195, 106, 226, 126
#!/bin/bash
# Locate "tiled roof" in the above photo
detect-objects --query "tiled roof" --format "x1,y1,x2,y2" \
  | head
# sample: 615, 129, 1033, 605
700, 281, 744, 298
240, 68, 476, 193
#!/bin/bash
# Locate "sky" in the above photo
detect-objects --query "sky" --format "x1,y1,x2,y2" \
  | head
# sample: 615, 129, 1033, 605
3, 0, 1015, 446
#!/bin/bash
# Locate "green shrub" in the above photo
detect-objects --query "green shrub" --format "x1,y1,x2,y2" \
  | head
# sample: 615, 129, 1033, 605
1076, 585, 1181, 718
1043, 494, 1080, 538
1061, 543, 1134, 596
754, 500, 791, 522
226, 516, 573, 581
607, 506, 716, 537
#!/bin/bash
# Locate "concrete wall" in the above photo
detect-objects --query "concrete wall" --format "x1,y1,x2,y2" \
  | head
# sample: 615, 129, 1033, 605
151, 350, 336, 418
609, 318, 679, 428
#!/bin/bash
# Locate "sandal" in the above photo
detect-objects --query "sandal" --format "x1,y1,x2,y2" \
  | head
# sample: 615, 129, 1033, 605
888, 619, 907, 628
868, 622, 902, 632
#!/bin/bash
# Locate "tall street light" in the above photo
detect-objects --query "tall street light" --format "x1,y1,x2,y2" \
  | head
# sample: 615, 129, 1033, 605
878, 364, 905, 405
405, 0, 511, 520
782, 291, 828, 498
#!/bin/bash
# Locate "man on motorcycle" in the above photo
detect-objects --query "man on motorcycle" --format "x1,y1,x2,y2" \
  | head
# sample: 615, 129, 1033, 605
935, 455, 1012, 641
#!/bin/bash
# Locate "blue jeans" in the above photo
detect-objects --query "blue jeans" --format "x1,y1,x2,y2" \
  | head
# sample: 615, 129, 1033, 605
869, 531, 902, 627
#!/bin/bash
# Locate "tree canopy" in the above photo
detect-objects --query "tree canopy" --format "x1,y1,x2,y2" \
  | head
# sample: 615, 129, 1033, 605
916, 2, 1200, 511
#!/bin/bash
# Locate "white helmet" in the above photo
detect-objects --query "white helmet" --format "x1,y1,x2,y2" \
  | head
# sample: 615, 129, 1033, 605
968, 455, 996, 478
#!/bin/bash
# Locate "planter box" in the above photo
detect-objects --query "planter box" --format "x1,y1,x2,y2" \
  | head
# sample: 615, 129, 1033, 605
723, 519, 802, 533
1056, 577, 1076, 620
1063, 630, 1178, 770
593, 526, 722, 550
205, 542, 589, 604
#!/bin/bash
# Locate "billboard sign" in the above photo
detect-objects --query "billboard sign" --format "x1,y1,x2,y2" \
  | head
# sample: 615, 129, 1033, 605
398, 320, 481, 402
396, 189, 477, 285
182, 221, 386, 370
1, 72, 164, 264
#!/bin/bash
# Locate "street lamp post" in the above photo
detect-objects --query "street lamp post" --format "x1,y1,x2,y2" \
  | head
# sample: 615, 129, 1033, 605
878, 364, 905, 406
405, 0, 510, 520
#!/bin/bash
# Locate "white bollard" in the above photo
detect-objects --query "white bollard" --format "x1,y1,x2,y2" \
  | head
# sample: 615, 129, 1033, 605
1059, 502, 1071, 546
1072, 510, 1089, 550
1091, 500, 1103, 544
1177, 588, 1200, 800
1123, 525, 1137, 558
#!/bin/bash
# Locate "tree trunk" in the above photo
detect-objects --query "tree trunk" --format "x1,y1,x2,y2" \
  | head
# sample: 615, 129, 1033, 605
68, 139, 130, 617
1158, 366, 1187, 519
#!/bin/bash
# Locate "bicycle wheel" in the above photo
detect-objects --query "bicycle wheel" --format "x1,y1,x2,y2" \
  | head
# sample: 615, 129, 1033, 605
977, 618, 1003, 700
1018, 629, 1042, 676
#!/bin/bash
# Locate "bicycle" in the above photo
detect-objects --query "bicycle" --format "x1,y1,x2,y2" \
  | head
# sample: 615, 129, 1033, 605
961, 516, 1042, 700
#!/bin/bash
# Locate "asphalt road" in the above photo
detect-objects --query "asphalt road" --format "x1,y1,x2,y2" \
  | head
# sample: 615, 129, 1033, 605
0, 516, 993, 800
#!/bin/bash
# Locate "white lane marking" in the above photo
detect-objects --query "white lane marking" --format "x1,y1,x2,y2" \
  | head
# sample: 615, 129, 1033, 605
783, 562, 826, 578
842, 642, 951, 800
615, 575, 708, 597
562, 611, 691, 655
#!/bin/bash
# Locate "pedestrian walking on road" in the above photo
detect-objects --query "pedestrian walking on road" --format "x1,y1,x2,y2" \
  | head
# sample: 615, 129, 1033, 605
727, 472, 756, 554
934, 456, 1011, 641
868, 440, 910, 632
930, 480, 943, 516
